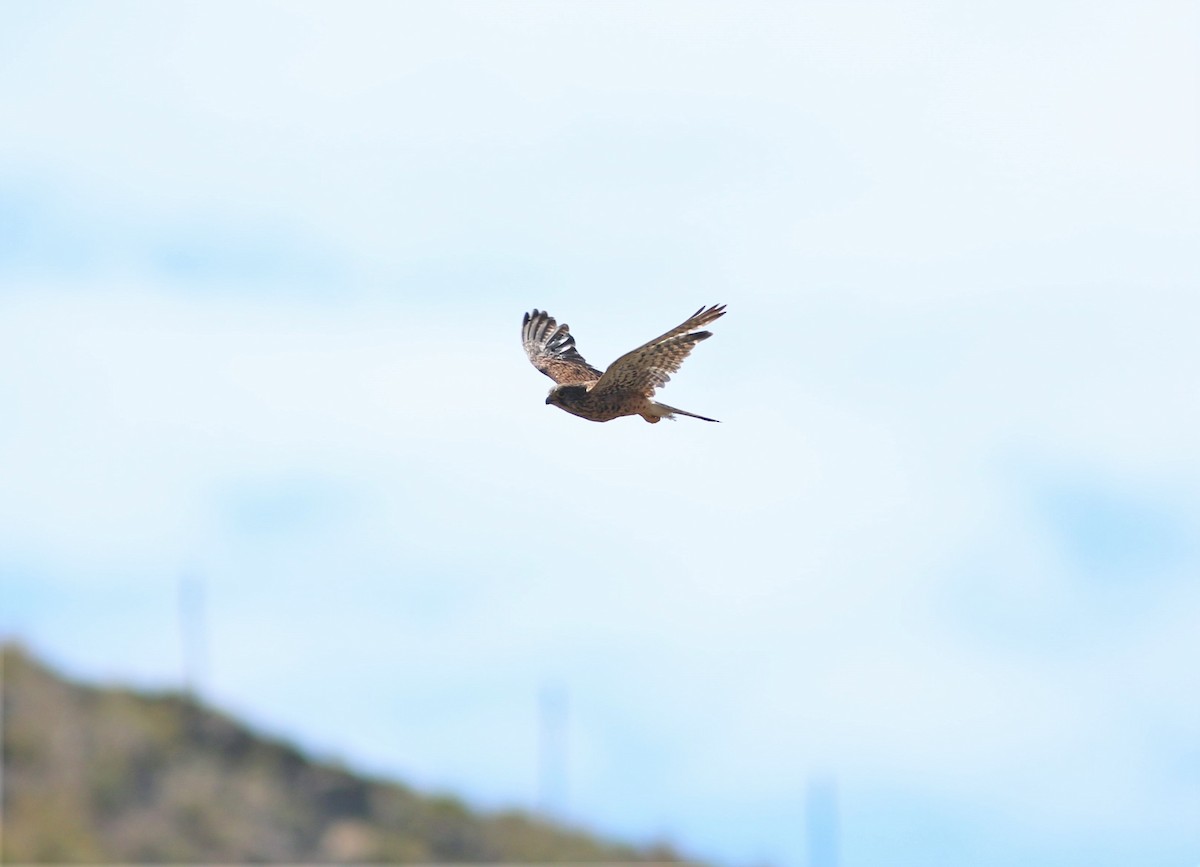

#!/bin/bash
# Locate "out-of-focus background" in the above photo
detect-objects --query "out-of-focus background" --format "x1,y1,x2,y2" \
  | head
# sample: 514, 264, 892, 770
1, 2, 1198, 865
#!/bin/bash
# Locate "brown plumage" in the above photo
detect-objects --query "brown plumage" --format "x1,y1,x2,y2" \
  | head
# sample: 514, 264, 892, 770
521, 305, 725, 423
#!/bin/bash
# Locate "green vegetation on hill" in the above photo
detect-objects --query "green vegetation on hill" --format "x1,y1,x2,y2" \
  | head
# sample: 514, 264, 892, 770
1, 644, 684, 863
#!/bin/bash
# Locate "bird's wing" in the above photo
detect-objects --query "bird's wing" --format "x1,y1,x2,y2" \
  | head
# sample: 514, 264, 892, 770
591, 304, 725, 399
522, 309, 604, 385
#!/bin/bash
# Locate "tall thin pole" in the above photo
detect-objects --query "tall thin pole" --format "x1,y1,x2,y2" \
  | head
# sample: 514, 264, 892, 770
179, 572, 206, 699
805, 775, 840, 867
538, 682, 568, 819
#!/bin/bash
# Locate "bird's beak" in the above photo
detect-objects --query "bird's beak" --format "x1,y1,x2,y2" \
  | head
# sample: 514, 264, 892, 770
545, 395, 554, 405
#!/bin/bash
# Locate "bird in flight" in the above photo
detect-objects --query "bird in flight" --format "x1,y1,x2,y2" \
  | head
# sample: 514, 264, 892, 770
521, 304, 726, 423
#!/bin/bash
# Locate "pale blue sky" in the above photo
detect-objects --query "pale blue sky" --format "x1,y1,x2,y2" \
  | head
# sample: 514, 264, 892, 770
1, 3, 1198, 866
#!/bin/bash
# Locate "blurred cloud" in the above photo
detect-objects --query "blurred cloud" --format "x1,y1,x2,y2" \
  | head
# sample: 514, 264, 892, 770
1032, 472, 1194, 582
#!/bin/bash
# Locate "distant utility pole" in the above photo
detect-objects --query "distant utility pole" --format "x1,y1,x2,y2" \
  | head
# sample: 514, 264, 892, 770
537, 682, 569, 819
178, 571, 207, 699
805, 775, 840, 867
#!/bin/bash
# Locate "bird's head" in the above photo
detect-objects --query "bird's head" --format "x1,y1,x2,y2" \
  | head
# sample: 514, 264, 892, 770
545, 383, 588, 410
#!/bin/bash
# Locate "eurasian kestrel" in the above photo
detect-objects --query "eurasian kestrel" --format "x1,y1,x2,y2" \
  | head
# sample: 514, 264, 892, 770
521, 305, 726, 423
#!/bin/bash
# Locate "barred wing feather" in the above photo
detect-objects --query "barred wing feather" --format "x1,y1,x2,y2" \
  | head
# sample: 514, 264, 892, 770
522, 309, 603, 385
591, 304, 726, 399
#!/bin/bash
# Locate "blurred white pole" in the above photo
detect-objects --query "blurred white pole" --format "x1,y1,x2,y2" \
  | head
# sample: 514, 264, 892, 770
538, 682, 569, 819
806, 775, 839, 867
179, 571, 206, 698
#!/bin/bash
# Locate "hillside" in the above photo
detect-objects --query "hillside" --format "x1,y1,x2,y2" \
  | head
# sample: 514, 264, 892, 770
0, 644, 684, 862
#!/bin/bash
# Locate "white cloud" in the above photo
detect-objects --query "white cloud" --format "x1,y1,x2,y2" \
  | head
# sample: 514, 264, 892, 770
1, 2, 1197, 865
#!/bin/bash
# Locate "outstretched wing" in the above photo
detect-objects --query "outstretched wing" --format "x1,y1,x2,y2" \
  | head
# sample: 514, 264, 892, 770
591, 304, 726, 399
522, 309, 604, 385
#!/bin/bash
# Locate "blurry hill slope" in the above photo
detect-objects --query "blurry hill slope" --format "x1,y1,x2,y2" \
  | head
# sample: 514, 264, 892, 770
1, 643, 684, 863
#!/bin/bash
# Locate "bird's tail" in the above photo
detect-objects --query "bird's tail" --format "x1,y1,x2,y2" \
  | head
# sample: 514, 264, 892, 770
642, 401, 720, 423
